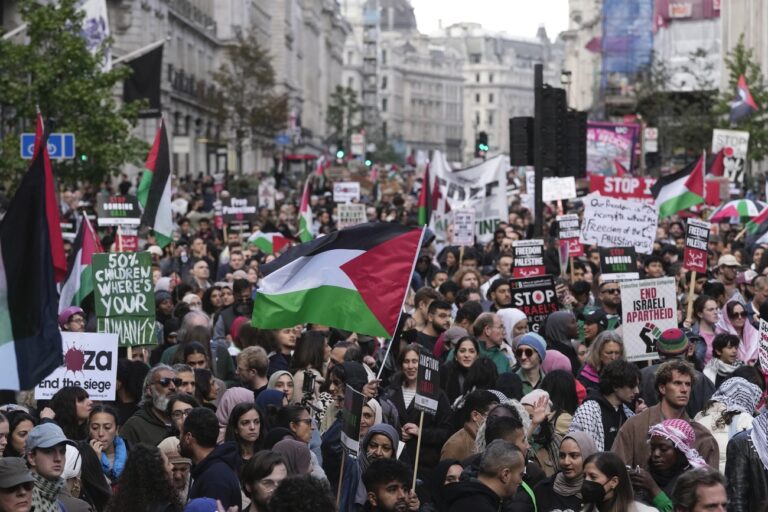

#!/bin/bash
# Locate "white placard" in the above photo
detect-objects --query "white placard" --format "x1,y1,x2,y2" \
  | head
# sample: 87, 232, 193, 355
453, 209, 476, 246
543, 177, 577, 202
337, 203, 367, 230
620, 277, 677, 361
35, 332, 119, 401
712, 129, 749, 192
333, 181, 361, 203
580, 193, 659, 254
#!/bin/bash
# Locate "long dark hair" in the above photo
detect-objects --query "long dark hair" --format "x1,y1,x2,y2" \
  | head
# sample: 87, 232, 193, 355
194, 368, 215, 404
225, 403, 265, 454
201, 285, 222, 316
107, 443, 181, 512
291, 331, 326, 373
583, 452, 634, 512
4, 411, 35, 457
541, 370, 578, 415
50, 386, 90, 440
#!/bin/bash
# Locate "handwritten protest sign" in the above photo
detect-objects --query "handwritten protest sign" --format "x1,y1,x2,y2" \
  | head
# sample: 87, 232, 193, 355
453, 209, 476, 246
620, 277, 677, 361
93, 252, 155, 346
557, 214, 583, 257
415, 352, 441, 415
580, 193, 658, 254
35, 332, 119, 401
512, 239, 545, 278
683, 218, 710, 274
337, 203, 367, 230
712, 129, 749, 192
510, 275, 558, 333
599, 247, 640, 281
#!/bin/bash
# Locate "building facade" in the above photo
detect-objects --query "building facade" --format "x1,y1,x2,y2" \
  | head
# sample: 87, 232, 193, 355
721, 0, 768, 89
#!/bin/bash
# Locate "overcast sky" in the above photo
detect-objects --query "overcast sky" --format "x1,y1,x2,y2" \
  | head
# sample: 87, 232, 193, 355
410, 0, 570, 40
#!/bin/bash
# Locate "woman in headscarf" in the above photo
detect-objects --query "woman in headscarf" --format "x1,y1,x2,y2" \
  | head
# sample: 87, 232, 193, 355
628, 419, 708, 512
497, 308, 528, 346
267, 371, 295, 404
359, 399, 383, 440
542, 311, 580, 374
533, 431, 597, 511
216, 387, 256, 443
715, 299, 759, 365
421, 458, 462, 512
694, 376, 762, 472
272, 439, 313, 476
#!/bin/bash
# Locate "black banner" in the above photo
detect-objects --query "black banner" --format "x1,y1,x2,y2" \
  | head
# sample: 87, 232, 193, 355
599, 247, 639, 281
414, 351, 440, 415
509, 275, 558, 333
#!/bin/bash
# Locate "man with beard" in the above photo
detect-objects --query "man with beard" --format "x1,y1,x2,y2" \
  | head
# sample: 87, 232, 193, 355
181, 408, 241, 510
487, 279, 512, 311
120, 364, 179, 445
241, 451, 288, 512
362, 459, 420, 512
597, 279, 622, 329
416, 300, 452, 352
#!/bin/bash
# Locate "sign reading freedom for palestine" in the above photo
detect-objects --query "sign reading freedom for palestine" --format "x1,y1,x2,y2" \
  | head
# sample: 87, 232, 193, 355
684, 218, 710, 274
93, 252, 155, 346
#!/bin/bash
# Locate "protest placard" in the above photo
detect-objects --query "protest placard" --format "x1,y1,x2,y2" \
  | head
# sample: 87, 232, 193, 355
258, 178, 276, 209
340, 386, 365, 455
684, 218, 710, 274
759, 319, 768, 376
557, 214, 583, 257
580, 193, 658, 254
222, 197, 258, 224
712, 129, 749, 192
599, 247, 640, 281
35, 332, 119, 401
543, 177, 577, 202
414, 352, 441, 415
96, 195, 141, 226
620, 277, 677, 361
510, 275, 558, 333
213, 200, 224, 230
587, 122, 640, 175
333, 182, 361, 203
452, 209, 476, 246
93, 252, 155, 346
588, 175, 656, 203
337, 203, 367, 230
512, 239, 545, 278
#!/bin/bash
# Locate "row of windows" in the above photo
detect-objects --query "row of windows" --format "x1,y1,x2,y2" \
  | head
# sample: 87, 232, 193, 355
475, 72, 495, 83
475, 93, 494, 104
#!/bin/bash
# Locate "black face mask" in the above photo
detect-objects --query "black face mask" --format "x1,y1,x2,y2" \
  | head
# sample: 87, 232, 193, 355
581, 480, 606, 504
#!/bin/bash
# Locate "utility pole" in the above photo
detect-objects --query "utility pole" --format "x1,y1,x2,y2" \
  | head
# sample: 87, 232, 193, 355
533, 64, 544, 237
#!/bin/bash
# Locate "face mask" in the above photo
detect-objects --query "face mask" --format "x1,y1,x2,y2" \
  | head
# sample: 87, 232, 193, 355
581, 480, 606, 504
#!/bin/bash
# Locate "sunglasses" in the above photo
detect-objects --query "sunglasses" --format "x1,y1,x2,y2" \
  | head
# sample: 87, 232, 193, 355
515, 348, 535, 359
0, 482, 33, 494
730, 311, 747, 319
156, 378, 183, 388
601, 288, 620, 294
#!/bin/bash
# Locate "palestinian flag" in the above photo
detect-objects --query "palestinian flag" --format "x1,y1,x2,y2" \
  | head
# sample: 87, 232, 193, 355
417, 165, 432, 225
746, 207, 768, 235
0, 129, 63, 390
249, 231, 291, 254
651, 153, 705, 217
709, 148, 725, 177
59, 217, 104, 311
730, 74, 759, 123
252, 223, 424, 337
298, 178, 313, 243
137, 119, 173, 247
613, 160, 628, 176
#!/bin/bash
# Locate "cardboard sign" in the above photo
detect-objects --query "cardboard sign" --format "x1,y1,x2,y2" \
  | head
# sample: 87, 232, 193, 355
453, 209, 476, 246
543, 177, 577, 202
93, 252, 156, 346
580, 193, 658, 254
333, 181, 361, 203
340, 386, 365, 455
589, 175, 656, 202
599, 247, 640, 281
557, 214, 584, 257
683, 218, 710, 274
759, 319, 768, 376
510, 275, 558, 333
96, 195, 141, 226
337, 203, 367, 230
35, 332, 119, 401
222, 197, 257, 224
712, 129, 749, 192
620, 277, 677, 361
512, 239, 546, 278
414, 352, 441, 415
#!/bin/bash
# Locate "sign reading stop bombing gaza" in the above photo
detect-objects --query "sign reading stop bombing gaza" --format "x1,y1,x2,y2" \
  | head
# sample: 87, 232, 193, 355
92, 252, 155, 346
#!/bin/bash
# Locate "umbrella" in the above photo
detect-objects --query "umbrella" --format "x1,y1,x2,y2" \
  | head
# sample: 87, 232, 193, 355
709, 199, 767, 222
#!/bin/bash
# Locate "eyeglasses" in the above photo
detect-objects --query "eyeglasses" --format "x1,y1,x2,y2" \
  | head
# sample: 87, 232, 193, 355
601, 288, 620, 294
730, 311, 747, 319
515, 348, 535, 359
0, 482, 33, 494
257, 479, 280, 490
155, 378, 183, 388
171, 409, 192, 420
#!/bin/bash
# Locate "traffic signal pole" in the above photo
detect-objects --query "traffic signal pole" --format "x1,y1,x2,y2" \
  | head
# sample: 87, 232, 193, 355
533, 64, 544, 237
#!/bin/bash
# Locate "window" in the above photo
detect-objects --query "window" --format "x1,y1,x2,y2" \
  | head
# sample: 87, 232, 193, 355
475, 93, 481, 103
475, 111, 481, 125
381, 50, 387, 65
476, 73, 481, 83
488, 93, 494, 103
469, 53, 481, 63
381, 76, 387, 89
347, 77, 354, 88
488, 112, 494, 126
382, 98, 388, 112
347, 51, 353, 64
489, 73, 494, 83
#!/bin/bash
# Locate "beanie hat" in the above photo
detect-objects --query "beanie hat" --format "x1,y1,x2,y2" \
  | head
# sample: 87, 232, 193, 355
155, 290, 173, 304
657, 328, 689, 356
541, 349, 572, 373
518, 332, 547, 362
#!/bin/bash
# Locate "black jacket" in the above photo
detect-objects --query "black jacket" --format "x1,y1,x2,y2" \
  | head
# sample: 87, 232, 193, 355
445, 480, 502, 512
725, 429, 768, 512
189, 442, 242, 510
120, 405, 172, 447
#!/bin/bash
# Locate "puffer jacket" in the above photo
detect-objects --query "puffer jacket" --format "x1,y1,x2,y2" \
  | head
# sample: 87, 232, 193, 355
725, 429, 768, 512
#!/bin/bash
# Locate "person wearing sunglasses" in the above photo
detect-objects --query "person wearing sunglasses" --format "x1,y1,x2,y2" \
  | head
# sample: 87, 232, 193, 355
120, 364, 179, 446
515, 333, 547, 396
714, 300, 759, 367
0, 457, 34, 512
597, 280, 622, 330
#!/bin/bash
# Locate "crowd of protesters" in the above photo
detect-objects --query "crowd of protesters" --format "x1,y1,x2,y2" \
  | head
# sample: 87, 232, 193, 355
1, 167, 766, 512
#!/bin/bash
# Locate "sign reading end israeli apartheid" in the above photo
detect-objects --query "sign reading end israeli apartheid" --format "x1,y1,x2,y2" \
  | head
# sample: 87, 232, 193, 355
512, 239, 545, 278
415, 352, 441, 415
93, 252, 155, 346
683, 218, 710, 274
620, 277, 677, 361
35, 332, 119, 401
599, 247, 640, 281
340, 386, 365, 455
510, 275, 558, 333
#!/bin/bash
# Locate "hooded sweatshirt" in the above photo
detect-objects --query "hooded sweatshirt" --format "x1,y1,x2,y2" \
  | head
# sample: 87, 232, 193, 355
189, 441, 242, 510
445, 479, 502, 512
543, 311, 580, 375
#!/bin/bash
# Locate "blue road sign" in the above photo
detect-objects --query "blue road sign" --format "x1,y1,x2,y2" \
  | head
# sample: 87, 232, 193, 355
275, 134, 291, 146
20, 133, 76, 160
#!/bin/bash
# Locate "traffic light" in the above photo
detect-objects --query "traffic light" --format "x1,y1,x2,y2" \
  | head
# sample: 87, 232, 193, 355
475, 131, 489, 158
79, 153, 88, 162
364, 151, 373, 167
336, 149, 345, 159
335, 139, 345, 161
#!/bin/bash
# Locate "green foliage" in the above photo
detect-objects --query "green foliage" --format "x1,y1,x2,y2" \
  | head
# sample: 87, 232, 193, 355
714, 34, 768, 163
372, 141, 404, 165
0, 0, 148, 189
211, 32, 287, 146
326, 86, 363, 139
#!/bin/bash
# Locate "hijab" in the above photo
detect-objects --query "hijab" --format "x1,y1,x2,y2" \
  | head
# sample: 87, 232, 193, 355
355, 423, 401, 505
498, 308, 527, 345
365, 398, 383, 426
267, 371, 293, 390
273, 439, 312, 475
716, 299, 759, 364
553, 431, 597, 497
424, 459, 461, 511
544, 311, 576, 344
215, 387, 255, 443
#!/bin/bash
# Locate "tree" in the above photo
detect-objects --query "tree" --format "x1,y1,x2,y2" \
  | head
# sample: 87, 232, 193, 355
714, 34, 768, 164
0, 0, 148, 189
326, 86, 363, 140
212, 32, 287, 172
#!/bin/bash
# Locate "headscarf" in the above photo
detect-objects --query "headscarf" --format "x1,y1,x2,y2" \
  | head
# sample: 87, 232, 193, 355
498, 308, 527, 345
255, 389, 284, 412
751, 411, 768, 471
155, 277, 171, 292
715, 299, 760, 364
553, 432, 597, 497
215, 387, 255, 443
273, 439, 312, 475
424, 459, 461, 511
355, 424, 401, 505
365, 398, 383, 426
544, 311, 576, 344
648, 419, 707, 469
268, 371, 293, 391
710, 376, 762, 415
541, 349, 572, 373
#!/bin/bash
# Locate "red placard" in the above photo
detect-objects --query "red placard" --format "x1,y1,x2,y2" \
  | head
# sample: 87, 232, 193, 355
512, 239, 546, 278
589, 175, 656, 202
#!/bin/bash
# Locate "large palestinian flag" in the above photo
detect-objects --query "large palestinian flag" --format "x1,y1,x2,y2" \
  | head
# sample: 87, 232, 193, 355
252, 223, 423, 337
651, 153, 705, 217
0, 129, 63, 390
59, 217, 103, 311
138, 119, 173, 247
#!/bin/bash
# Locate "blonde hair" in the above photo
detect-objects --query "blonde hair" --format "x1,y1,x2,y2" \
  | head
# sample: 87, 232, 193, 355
584, 331, 625, 371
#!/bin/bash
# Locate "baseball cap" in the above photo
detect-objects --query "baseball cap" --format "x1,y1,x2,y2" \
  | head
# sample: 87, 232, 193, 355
25, 423, 76, 454
583, 308, 608, 330
718, 254, 742, 268
0, 458, 34, 489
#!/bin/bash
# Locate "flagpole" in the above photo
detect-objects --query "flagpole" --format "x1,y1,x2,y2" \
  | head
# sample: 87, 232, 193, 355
376, 226, 427, 380
112, 38, 167, 66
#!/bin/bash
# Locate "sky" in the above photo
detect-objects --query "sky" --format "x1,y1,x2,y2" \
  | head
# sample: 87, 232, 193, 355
410, 0, 570, 40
